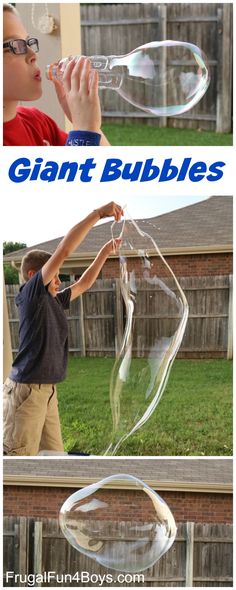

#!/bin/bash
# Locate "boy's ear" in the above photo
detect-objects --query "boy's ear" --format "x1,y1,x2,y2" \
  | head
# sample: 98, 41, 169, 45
27, 270, 36, 279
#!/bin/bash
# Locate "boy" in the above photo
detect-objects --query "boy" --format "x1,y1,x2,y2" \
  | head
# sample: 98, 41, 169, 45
3, 201, 123, 456
3, 3, 109, 146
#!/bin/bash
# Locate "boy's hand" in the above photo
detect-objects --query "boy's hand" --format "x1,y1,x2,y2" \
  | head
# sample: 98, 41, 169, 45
97, 202, 124, 221
54, 56, 102, 132
53, 76, 71, 122
103, 238, 122, 256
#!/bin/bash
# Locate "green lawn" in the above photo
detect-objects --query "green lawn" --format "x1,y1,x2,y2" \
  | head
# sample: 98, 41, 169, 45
57, 358, 232, 457
102, 123, 233, 146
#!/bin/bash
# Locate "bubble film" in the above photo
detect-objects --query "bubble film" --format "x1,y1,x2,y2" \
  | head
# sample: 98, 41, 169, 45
105, 215, 189, 455
110, 41, 210, 116
46, 40, 210, 116
59, 474, 177, 572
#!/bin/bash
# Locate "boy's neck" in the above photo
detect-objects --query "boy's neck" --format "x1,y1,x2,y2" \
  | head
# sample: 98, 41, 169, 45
3, 100, 18, 123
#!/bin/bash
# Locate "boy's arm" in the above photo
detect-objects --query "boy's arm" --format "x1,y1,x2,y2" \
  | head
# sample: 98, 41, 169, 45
69, 239, 121, 301
54, 58, 110, 145
41, 202, 123, 287
63, 57, 101, 134
54, 57, 101, 135
100, 131, 110, 146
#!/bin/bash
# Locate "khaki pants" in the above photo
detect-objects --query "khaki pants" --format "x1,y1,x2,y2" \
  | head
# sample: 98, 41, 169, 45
3, 378, 64, 456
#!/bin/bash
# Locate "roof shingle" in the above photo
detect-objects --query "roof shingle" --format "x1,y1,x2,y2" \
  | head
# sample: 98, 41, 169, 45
4, 196, 232, 263
3, 458, 232, 488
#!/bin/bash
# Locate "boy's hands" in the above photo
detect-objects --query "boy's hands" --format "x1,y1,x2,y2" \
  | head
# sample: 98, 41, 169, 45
41, 202, 123, 291
53, 77, 71, 121
103, 238, 122, 256
69, 237, 122, 301
97, 202, 124, 221
54, 56, 101, 132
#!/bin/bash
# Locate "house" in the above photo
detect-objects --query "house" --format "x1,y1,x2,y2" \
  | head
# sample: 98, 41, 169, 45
3, 196, 233, 361
3, 458, 232, 523
3, 459, 233, 586
3, 196, 233, 280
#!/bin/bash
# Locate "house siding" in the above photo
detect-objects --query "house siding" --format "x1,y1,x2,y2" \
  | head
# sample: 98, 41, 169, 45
4, 486, 232, 524
102, 253, 233, 279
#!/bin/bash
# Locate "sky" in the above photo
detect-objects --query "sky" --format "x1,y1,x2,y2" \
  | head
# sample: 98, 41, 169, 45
3, 194, 209, 247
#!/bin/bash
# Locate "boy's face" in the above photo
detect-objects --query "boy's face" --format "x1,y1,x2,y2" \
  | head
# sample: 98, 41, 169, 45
3, 11, 42, 103
48, 274, 62, 298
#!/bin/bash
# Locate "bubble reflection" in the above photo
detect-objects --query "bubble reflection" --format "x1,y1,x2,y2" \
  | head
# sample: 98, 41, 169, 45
59, 474, 177, 573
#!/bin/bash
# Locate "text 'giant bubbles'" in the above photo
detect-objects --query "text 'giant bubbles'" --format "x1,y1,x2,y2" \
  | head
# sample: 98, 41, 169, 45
59, 474, 177, 572
104, 215, 189, 455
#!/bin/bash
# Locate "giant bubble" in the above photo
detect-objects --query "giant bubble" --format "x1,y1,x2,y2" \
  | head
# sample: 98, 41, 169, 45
59, 474, 177, 572
104, 214, 189, 455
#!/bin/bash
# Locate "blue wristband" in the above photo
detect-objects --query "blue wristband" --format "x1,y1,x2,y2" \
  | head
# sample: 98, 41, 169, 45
66, 130, 101, 146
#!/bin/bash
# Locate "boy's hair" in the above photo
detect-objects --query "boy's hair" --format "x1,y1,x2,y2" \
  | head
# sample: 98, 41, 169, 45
21, 250, 52, 282
3, 3, 19, 15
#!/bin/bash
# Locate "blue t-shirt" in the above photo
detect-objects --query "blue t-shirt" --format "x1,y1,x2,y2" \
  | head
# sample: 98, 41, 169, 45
10, 271, 71, 384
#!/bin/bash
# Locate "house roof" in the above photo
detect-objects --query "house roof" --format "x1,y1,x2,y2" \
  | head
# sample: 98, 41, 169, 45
3, 458, 232, 494
3, 197, 233, 273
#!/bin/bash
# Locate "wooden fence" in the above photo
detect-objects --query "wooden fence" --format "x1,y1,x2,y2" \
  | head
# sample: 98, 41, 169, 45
3, 517, 233, 587
80, 3, 233, 132
6, 275, 232, 360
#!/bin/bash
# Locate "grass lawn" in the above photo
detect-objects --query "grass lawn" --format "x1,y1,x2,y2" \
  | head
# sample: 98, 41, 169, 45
57, 358, 232, 457
101, 123, 233, 146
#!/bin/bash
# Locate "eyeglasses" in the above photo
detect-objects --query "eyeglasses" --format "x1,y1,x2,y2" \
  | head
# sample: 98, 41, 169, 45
3, 38, 39, 55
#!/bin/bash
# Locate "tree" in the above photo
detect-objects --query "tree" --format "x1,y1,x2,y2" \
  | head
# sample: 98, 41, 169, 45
3, 241, 26, 254
3, 241, 27, 284
4, 265, 19, 284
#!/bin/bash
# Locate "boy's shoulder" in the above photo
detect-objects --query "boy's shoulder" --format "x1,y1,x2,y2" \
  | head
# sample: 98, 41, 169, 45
16, 105, 58, 133
16, 270, 45, 305
17, 105, 47, 121
4, 107, 67, 147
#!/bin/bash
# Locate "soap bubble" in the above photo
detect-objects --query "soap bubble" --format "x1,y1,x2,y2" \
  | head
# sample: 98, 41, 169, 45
105, 215, 189, 455
59, 474, 177, 573
110, 40, 210, 116
47, 41, 210, 116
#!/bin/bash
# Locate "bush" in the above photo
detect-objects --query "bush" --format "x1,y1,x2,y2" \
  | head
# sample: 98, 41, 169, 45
4, 264, 19, 284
